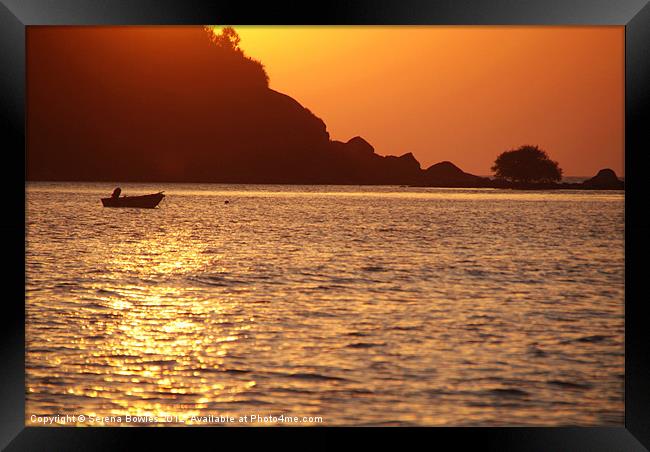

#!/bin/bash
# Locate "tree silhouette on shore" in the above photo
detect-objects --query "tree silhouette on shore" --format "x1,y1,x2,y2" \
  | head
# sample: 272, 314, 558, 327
492, 145, 562, 183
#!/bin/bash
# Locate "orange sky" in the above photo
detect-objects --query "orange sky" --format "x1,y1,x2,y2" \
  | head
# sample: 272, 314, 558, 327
28, 26, 624, 178
236, 26, 624, 176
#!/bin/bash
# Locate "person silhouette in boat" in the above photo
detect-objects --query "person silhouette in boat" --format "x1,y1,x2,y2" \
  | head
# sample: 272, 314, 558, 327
111, 187, 122, 198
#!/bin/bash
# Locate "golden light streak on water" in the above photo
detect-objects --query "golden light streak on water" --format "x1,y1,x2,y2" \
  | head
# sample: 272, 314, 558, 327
26, 183, 624, 426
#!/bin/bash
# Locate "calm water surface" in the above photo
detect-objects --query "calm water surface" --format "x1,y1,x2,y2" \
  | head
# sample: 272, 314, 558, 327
26, 183, 624, 426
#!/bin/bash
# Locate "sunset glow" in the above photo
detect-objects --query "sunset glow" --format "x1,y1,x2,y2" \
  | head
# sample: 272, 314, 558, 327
235, 26, 624, 176
27, 26, 624, 177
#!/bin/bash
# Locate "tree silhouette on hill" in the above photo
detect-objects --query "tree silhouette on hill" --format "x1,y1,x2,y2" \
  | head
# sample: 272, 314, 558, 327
492, 145, 562, 183
206, 26, 241, 51
203, 26, 269, 87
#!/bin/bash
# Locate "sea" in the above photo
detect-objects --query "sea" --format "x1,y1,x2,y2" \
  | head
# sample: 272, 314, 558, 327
26, 182, 625, 426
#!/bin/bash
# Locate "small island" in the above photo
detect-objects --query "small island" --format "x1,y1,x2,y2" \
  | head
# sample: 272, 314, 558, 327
414, 145, 623, 190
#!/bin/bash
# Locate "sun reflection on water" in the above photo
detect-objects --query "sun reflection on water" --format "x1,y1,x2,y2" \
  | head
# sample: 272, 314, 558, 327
27, 221, 262, 425
26, 184, 624, 426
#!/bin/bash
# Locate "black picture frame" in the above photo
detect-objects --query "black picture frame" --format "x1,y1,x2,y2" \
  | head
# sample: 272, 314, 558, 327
3, 0, 649, 449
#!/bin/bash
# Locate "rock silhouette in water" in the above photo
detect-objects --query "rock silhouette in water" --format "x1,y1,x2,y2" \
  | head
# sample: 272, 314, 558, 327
422, 161, 490, 187
582, 169, 624, 189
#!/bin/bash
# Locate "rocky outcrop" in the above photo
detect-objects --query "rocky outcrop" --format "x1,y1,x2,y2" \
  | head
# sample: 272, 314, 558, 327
582, 169, 624, 189
325, 137, 422, 185
421, 161, 489, 187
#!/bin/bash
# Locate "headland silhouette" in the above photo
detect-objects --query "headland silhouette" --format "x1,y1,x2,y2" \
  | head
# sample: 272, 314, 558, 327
27, 27, 623, 190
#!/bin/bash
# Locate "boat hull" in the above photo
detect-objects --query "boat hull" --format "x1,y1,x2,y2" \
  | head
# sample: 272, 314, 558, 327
101, 192, 164, 208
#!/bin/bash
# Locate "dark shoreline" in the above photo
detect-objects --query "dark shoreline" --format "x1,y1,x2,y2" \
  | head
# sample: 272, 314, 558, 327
412, 181, 625, 191
27, 179, 625, 191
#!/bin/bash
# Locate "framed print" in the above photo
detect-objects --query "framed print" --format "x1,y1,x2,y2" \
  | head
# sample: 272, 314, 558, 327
2, 0, 649, 449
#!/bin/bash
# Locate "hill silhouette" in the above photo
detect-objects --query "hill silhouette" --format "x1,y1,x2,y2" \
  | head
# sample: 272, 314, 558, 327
422, 161, 490, 187
26, 27, 623, 190
27, 27, 418, 184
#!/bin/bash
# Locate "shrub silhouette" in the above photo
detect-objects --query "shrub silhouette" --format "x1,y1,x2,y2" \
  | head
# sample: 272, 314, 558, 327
492, 145, 562, 183
207, 26, 241, 51
203, 26, 269, 87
